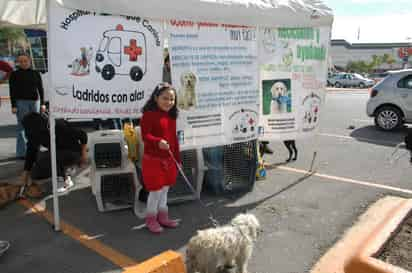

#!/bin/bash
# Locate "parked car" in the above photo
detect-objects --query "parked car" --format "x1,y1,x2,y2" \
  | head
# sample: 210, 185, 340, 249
368, 72, 389, 84
329, 73, 374, 88
327, 72, 344, 87
366, 69, 412, 131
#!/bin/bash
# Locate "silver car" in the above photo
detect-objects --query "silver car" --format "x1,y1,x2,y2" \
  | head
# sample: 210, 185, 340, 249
329, 73, 374, 88
366, 69, 412, 131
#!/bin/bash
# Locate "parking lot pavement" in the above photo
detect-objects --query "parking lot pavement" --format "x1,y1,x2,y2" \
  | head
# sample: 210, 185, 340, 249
1, 89, 412, 273
0, 84, 8, 97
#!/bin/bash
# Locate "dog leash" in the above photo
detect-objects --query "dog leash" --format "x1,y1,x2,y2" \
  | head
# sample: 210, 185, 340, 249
168, 149, 220, 227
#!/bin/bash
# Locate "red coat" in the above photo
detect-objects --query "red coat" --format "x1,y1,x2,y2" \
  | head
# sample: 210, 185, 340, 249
140, 110, 181, 191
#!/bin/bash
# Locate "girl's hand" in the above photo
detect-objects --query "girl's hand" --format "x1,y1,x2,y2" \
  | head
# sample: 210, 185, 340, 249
158, 139, 170, 150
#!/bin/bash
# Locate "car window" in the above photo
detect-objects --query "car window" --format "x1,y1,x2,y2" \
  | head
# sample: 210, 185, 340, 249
354, 73, 364, 79
98, 37, 109, 52
397, 75, 412, 89
108, 37, 121, 54
108, 37, 121, 66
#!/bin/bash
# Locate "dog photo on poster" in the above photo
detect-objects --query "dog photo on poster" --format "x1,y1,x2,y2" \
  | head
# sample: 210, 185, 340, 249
262, 79, 292, 115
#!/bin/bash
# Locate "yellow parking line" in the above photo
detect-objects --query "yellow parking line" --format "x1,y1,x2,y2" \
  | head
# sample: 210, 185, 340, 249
18, 199, 138, 269
274, 165, 412, 195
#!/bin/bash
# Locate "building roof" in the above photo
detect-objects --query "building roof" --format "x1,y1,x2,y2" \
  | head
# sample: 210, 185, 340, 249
331, 39, 410, 49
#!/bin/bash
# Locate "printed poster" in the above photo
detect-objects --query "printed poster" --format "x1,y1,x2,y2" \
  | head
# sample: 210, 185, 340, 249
258, 27, 330, 141
48, 1, 163, 118
168, 21, 259, 149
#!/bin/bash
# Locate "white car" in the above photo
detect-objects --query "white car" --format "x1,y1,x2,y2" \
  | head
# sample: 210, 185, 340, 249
329, 73, 374, 88
366, 69, 412, 131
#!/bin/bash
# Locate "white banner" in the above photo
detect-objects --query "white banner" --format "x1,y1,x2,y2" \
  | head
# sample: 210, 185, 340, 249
168, 21, 259, 150
48, 1, 163, 118
258, 27, 330, 141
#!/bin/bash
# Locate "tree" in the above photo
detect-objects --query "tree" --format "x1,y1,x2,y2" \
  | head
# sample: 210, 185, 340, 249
0, 28, 25, 41
0, 28, 27, 56
382, 53, 396, 67
346, 54, 397, 73
370, 55, 383, 69
346, 60, 370, 74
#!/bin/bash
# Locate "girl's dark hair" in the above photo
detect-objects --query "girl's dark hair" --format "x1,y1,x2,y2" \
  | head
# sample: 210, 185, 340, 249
142, 82, 178, 119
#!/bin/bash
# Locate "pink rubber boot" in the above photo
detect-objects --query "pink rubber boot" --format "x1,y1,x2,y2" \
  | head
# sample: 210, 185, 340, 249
157, 209, 179, 228
145, 214, 163, 233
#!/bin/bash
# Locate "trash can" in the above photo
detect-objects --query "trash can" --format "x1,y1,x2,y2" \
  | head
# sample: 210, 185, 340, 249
203, 140, 258, 194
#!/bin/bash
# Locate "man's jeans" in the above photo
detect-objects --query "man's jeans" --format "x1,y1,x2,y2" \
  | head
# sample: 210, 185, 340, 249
16, 100, 40, 157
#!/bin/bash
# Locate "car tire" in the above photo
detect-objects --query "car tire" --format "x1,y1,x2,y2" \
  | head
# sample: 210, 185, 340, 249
359, 82, 365, 89
130, 66, 143, 81
374, 106, 403, 131
334, 82, 342, 88
102, 64, 115, 80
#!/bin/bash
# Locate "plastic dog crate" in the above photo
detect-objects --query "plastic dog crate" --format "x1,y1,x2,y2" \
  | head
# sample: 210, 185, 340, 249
88, 130, 144, 217
203, 140, 258, 194
88, 130, 129, 171
168, 149, 201, 203
90, 161, 142, 216
134, 127, 205, 204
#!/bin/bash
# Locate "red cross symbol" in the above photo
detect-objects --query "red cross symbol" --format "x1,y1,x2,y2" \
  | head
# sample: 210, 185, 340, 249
124, 39, 142, 61
248, 117, 255, 125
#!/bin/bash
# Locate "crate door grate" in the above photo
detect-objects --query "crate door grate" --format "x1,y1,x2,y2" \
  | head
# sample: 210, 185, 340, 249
94, 143, 122, 169
202, 140, 257, 194
101, 173, 135, 207
169, 149, 197, 198
222, 140, 257, 192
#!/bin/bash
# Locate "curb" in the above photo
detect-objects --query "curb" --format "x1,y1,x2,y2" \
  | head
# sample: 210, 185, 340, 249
326, 88, 369, 92
344, 198, 412, 273
122, 250, 186, 273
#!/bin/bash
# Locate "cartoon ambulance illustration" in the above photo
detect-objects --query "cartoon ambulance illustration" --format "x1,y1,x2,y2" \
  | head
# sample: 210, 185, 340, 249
95, 24, 147, 81
233, 112, 256, 134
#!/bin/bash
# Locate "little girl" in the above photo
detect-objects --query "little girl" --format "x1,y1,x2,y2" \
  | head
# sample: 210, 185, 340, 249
140, 83, 181, 233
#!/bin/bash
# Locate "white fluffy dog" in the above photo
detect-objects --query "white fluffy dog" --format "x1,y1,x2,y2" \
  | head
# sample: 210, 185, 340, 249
179, 71, 197, 110
186, 213, 260, 273
270, 81, 288, 114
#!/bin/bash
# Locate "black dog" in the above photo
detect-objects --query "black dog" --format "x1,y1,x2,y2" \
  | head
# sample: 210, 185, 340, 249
284, 140, 298, 162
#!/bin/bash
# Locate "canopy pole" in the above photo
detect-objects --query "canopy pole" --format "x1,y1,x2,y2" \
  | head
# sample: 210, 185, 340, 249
47, 0, 60, 232
50, 117, 61, 231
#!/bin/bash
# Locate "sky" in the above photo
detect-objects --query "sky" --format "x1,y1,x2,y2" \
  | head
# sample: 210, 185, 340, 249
323, 0, 412, 43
